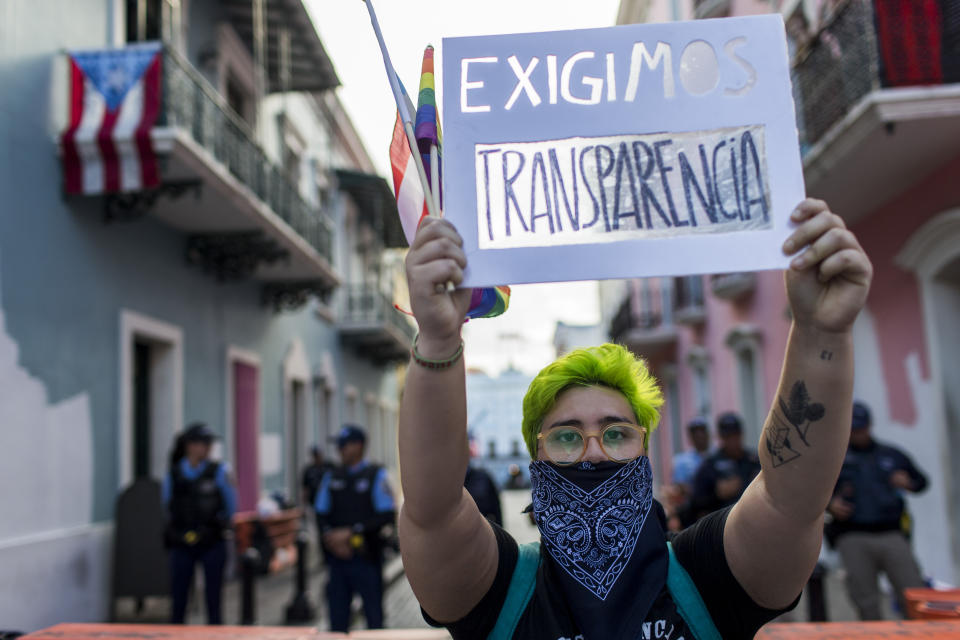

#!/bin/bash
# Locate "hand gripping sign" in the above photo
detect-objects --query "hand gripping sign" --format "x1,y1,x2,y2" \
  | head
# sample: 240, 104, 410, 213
441, 15, 804, 287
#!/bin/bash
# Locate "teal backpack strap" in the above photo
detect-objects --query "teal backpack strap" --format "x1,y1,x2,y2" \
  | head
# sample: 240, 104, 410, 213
487, 541, 541, 640
666, 541, 722, 640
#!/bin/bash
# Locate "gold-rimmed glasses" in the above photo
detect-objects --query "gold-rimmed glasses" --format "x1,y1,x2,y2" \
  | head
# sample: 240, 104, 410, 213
536, 422, 647, 466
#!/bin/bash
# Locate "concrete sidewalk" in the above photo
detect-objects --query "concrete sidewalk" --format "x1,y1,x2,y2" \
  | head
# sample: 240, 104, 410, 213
114, 552, 444, 634
182, 553, 416, 630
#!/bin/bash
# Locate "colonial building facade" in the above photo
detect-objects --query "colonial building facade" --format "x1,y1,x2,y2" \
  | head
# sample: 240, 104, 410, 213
0, 0, 411, 629
614, 0, 960, 586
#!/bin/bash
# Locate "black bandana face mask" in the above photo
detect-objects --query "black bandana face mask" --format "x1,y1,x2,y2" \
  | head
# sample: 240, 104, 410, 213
529, 456, 667, 639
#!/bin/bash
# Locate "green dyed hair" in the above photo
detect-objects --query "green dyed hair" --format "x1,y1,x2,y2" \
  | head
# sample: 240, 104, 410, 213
521, 343, 663, 459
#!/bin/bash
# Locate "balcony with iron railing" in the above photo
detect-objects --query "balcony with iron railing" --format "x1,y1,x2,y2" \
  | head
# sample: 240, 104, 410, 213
792, 0, 960, 222
673, 275, 707, 324
121, 46, 341, 304
339, 284, 417, 364
609, 279, 678, 360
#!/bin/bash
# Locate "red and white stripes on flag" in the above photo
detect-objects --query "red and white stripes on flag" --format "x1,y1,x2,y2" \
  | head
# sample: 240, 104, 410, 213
61, 43, 163, 195
389, 112, 429, 246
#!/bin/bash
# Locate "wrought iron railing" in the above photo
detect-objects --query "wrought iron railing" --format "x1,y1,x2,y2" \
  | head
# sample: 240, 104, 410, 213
341, 284, 417, 344
610, 279, 674, 341
159, 47, 334, 263
673, 275, 705, 312
791, 0, 881, 152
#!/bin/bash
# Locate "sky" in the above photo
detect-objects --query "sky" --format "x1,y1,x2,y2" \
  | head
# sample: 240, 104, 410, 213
307, 0, 624, 375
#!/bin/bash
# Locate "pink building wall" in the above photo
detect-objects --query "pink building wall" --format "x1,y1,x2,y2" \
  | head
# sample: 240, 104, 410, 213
660, 269, 790, 455
850, 152, 960, 424
729, 0, 772, 16
633, 0, 957, 446
663, 145, 960, 455
626, 0, 960, 584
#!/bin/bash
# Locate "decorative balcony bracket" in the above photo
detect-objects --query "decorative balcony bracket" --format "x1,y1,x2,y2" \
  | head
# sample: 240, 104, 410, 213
711, 272, 757, 300
262, 281, 335, 313
186, 231, 289, 281
103, 179, 203, 224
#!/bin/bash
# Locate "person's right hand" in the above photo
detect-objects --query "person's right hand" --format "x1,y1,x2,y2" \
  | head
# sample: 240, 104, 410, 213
323, 527, 354, 560
405, 218, 473, 357
827, 496, 854, 521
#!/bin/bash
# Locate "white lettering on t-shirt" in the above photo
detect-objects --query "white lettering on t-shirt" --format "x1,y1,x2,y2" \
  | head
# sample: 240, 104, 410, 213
641, 619, 677, 639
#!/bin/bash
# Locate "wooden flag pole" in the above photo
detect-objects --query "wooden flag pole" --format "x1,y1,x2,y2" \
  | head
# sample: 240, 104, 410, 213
429, 143, 441, 216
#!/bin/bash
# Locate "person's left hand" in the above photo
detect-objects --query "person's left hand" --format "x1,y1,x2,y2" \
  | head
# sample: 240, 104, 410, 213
890, 470, 915, 491
782, 199, 873, 334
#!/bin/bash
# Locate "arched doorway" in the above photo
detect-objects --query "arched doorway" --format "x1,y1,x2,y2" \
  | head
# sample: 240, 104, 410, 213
898, 208, 960, 585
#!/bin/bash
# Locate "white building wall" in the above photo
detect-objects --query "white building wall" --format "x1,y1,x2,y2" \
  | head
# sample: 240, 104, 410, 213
0, 283, 102, 629
852, 309, 956, 586
260, 92, 335, 205
0, 524, 113, 632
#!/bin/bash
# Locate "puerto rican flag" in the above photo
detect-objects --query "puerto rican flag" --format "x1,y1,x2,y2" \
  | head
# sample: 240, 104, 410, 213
61, 42, 163, 195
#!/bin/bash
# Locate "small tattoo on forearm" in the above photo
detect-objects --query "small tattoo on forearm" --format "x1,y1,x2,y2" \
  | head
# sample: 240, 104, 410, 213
820, 350, 833, 361
766, 380, 826, 467
767, 413, 802, 467
779, 380, 825, 446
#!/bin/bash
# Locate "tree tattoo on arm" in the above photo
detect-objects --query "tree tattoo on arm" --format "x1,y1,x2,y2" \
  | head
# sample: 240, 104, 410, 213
765, 380, 826, 467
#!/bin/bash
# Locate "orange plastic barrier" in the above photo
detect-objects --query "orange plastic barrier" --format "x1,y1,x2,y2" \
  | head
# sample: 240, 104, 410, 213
22, 624, 449, 640
757, 620, 960, 639
233, 508, 303, 573
903, 587, 960, 620
22, 624, 340, 640
347, 632, 450, 639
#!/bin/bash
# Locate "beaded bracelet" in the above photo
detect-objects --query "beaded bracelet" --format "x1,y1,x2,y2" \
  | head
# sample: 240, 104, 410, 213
411, 334, 464, 370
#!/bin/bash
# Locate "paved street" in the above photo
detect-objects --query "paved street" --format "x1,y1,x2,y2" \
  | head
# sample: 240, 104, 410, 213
115, 490, 895, 632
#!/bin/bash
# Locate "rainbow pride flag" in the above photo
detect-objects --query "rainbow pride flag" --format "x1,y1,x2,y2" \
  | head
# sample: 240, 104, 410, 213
410, 45, 509, 320
467, 285, 511, 319
414, 45, 442, 200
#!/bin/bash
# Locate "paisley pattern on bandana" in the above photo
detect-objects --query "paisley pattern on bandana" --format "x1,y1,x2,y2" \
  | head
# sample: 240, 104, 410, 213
530, 456, 653, 600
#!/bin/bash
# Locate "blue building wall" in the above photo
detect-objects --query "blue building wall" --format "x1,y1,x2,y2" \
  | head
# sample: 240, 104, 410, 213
0, 0, 397, 524
0, 0, 403, 630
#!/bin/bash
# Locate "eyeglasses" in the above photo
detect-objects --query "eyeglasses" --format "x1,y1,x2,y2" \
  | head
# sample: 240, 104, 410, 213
536, 422, 647, 466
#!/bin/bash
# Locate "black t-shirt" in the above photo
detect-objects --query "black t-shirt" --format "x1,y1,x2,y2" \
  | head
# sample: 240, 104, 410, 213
424, 507, 795, 639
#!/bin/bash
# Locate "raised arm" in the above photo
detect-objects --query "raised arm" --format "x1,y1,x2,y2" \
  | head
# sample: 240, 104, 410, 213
397, 218, 499, 622
725, 199, 873, 609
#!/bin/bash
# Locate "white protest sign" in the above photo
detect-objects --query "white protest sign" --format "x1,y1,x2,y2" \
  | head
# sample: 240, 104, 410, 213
441, 15, 804, 287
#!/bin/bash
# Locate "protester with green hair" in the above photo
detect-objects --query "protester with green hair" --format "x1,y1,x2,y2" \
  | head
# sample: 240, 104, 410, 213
520, 342, 663, 457
399, 199, 872, 640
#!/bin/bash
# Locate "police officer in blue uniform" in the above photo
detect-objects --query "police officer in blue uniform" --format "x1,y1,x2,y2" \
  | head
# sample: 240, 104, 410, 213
162, 423, 237, 624
826, 401, 927, 619
671, 416, 711, 490
315, 425, 396, 632
688, 412, 761, 522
